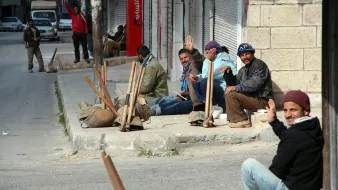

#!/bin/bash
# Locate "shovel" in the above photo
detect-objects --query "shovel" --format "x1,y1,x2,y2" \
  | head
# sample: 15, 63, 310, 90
119, 61, 137, 132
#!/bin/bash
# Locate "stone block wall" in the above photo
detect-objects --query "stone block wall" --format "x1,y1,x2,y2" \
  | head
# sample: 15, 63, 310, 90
245, 0, 322, 108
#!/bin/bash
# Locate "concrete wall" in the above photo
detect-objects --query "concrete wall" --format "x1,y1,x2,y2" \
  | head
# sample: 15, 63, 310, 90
245, 0, 322, 108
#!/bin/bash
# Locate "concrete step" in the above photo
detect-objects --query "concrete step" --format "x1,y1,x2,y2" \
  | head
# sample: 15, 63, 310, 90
55, 53, 137, 70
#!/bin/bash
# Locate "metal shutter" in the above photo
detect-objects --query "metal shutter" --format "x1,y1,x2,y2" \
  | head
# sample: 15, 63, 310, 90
143, 0, 150, 47
203, 0, 214, 52
109, 0, 116, 32
149, 0, 152, 50
115, 0, 126, 28
214, 0, 240, 61
167, 0, 174, 79
183, 0, 190, 42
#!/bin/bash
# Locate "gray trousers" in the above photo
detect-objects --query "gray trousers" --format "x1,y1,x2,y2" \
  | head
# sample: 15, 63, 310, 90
27, 46, 44, 70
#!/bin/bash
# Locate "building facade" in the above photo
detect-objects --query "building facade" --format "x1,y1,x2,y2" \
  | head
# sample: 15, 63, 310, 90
106, 0, 322, 108
245, 0, 322, 107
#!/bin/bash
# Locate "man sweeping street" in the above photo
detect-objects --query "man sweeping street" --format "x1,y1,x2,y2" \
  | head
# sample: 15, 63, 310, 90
23, 18, 44, 73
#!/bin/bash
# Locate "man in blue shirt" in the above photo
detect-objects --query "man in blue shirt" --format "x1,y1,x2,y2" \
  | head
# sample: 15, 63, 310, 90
189, 40, 237, 111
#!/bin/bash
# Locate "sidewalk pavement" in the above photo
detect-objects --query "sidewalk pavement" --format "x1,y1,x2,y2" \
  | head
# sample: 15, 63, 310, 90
56, 62, 322, 154
55, 53, 137, 70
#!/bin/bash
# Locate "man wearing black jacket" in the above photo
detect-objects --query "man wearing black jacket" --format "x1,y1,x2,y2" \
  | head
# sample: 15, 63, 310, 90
221, 43, 273, 128
24, 18, 44, 73
241, 90, 323, 190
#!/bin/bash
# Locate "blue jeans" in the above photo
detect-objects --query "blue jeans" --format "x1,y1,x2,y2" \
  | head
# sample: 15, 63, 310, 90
87, 34, 93, 56
192, 79, 225, 109
150, 95, 193, 115
147, 95, 177, 106
242, 158, 289, 190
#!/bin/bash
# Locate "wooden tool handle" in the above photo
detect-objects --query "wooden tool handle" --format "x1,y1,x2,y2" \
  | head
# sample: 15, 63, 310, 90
83, 75, 119, 116
121, 62, 137, 128
204, 61, 212, 120
93, 64, 114, 109
48, 48, 58, 67
102, 151, 125, 190
136, 66, 146, 97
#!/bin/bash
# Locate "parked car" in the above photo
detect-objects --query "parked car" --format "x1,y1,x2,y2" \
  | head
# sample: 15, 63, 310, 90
58, 13, 72, 31
26, 18, 58, 40
0, 17, 23, 32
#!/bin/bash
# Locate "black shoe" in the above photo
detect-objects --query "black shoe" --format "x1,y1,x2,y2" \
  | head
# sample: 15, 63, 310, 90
39, 68, 45, 72
193, 103, 205, 111
74, 59, 79, 63
85, 58, 90, 63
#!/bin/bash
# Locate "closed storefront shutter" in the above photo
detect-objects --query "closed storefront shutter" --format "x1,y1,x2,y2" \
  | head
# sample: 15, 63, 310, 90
214, 0, 241, 61
183, 0, 189, 41
109, 0, 116, 32
115, 0, 126, 28
167, 0, 174, 78
143, 0, 150, 47
108, 0, 126, 32
202, 0, 214, 52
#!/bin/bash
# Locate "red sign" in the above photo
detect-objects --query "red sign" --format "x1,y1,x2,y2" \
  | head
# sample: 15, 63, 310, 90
126, 0, 143, 56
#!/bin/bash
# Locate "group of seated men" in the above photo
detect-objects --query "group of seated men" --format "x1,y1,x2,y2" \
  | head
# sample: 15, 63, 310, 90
112, 35, 324, 190
115, 35, 273, 128
103, 25, 127, 57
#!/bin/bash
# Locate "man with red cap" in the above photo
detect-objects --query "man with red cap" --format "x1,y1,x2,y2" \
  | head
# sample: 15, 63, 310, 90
241, 90, 323, 190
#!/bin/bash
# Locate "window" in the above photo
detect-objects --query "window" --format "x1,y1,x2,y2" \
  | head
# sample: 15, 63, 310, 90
33, 12, 56, 22
1, 18, 17, 22
33, 20, 52, 27
60, 13, 71, 19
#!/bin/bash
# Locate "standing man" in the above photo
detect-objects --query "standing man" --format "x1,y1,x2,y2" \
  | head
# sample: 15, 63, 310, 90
86, 9, 93, 59
242, 90, 323, 190
65, 1, 90, 63
24, 18, 44, 73
222, 43, 273, 128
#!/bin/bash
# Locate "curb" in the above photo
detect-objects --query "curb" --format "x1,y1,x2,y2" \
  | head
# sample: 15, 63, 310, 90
56, 72, 262, 154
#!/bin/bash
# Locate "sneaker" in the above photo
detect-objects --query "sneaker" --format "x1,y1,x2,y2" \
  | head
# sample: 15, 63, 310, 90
135, 103, 151, 121
85, 58, 90, 63
228, 120, 251, 128
28, 69, 33, 73
39, 68, 45, 72
74, 59, 80, 63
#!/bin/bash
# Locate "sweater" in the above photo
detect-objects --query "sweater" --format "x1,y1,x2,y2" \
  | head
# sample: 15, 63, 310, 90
65, 2, 88, 34
139, 57, 169, 100
269, 117, 323, 190
196, 52, 237, 90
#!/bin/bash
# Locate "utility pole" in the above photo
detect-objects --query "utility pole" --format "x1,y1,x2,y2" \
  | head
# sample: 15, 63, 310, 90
91, 0, 103, 104
322, 0, 338, 189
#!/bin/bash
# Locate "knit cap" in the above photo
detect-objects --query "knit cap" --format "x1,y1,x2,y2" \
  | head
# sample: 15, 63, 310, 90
281, 90, 311, 112
237, 43, 255, 56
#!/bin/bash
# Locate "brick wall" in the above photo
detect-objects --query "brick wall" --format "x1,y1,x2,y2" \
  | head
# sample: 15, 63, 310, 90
244, 0, 322, 108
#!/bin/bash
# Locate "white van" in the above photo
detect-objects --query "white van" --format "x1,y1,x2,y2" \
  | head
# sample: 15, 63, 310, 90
30, 1, 58, 32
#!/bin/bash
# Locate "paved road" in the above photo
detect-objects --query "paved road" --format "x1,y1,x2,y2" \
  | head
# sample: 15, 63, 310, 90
0, 31, 73, 44
0, 32, 277, 190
